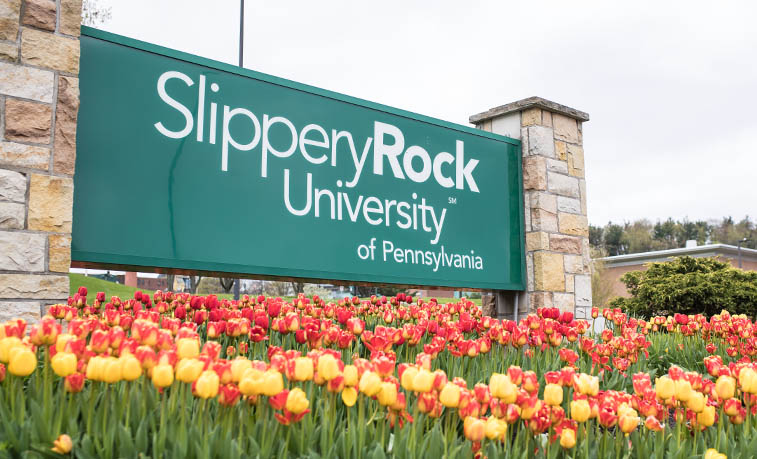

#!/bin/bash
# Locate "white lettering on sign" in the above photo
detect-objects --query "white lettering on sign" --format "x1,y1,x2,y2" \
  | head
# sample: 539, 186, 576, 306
153, 70, 486, 246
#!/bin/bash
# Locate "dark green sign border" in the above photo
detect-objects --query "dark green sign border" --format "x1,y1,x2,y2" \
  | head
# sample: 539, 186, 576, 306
73, 26, 526, 291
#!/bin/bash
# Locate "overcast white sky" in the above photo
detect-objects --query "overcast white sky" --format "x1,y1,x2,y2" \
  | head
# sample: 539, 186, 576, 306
94, 0, 757, 226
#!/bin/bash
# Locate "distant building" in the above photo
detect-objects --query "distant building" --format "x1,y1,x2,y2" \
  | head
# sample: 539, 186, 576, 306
118, 272, 168, 291
599, 242, 757, 298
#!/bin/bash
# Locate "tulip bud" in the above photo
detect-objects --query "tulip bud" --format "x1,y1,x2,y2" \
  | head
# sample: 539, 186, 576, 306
655, 376, 675, 400
261, 370, 284, 396
8, 346, 36, 377
120, 354, 142, 381
574, 373, 599, 396
377, 382, 398, 407
704, 449, 727, 459
51, 434, 73, 454
463, 416, 485, 442
412, 369, 434, 393
738, 368, 757, 394
559, 428, 576, 449
440, 383, 461, 408
697, 405, 716, 427
152, 363, 174, 388
674, 379, 693, 402
64, 373, 85, 393
342, 387, 358, 407
176, 338, 200, 360
286, 387, 310, 414
343, 365, 358, 387
484, 416, 507, 441
317, 354, 340, 381
230, 358, 253, 383
715, 375, 735, 400
195, 370, 220, 399
293, 357, 314, 382
570, 399, 591, 423
358, 371, 382, 396
51, 352, 77, 378
619, 414, 639, 434
544, 383, 563, 406
400, 366, 418, 392
686, 391, 705, 413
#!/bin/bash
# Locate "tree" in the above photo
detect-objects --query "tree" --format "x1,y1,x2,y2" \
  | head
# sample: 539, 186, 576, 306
610, 256, 757, 318
603, 222, 627, 256
188, 275, 203, 294
590, 248, 615, 308
81, 0, 111, 26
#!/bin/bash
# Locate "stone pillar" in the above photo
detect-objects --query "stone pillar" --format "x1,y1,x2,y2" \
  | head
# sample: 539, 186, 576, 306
470, 97, 592, 319
0, 0, 82, 322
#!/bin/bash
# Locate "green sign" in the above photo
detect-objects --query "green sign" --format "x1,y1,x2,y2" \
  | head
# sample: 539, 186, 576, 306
73, 27, 525, 290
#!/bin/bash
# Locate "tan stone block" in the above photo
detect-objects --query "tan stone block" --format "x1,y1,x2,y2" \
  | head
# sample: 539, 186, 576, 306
53, 76, 79, 175
523, 156, 546, 190
567, 144, 585, 177
0, 202, 24, 229
0, 141, 50, 170
0, 42, 18, 62
21, 27, 80, 73
22, 0, 56, 31
555, 140, 567, 161
4, 98, 52, 143
0, 231, 45, 271
48, 234, 71, 272
0, 61, 55, 102
534, 251, 565, 292
531, 209, 558, 232
526, 231, 550, 252
529, 191, 557, 213
565, 274, 575, 293
0, 0, 21, 41
59, 0, 82, 36
542, 111, 553, 128
28, 174, 73, 232
529, 292, 553, 310
0, 301, 41, 324
0, 273, 68, 299
553, 113, 579, 143
579, 179, 587, 214
558, 213, 589, 236
521, 107, 541, 127
549, 234, 582, 254
553, 292, 575, 312
0, 169, 26, 202
564, 254, 587, 274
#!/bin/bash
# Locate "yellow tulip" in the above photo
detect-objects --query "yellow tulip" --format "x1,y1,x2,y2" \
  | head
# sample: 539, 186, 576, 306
230, 358, 252, 383
674, 379, 693, 402
715, 376, 735, 400
317, 354, 340, 381
412, 369, 433, 393
342, 387, 358, 407
739, 368, 757, 394
151, 363, 174, 388
686, 391, 705, 413
51, 434, 73, 454
86, 356, 105, 381
400, 366, 418, 392
560, 428, 576, 448
176, 358, 203, 383
175, 338, 200, 360
8, 346, 36, 377
286, 387, 310, 414
359, 371, 382, 396
102, 357, 122, 384
377, 381, 398, 406
343, 365, 358, 386
655, 376, 675, 400
195, 370, 220, 399
261, 370, 284, 396
120, 354, 142, 381
51, 352, 77, 377
575, 374, 599, 396
0, 336, 22, 363
570, 399, 591, 422
484, 416, 507, 440
439, 383, 461, 408
293, 357, 314, 382
697, 405, 716, 427
544, 383, 563, 406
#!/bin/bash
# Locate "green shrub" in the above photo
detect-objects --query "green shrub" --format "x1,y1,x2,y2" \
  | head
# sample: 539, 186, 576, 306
610, 256, 757, 318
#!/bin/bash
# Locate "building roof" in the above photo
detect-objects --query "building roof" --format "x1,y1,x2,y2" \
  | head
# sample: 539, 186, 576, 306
598, 244, 757, 267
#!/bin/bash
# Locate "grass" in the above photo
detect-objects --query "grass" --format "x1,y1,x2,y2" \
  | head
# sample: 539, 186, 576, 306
69, 273, 482, 305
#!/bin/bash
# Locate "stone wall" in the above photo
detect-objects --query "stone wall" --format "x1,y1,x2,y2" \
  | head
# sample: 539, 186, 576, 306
471, 97, 592, 319
0, 0, 81, 322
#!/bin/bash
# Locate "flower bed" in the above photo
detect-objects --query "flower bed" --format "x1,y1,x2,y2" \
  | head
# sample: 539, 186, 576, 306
0, 288, 754, 458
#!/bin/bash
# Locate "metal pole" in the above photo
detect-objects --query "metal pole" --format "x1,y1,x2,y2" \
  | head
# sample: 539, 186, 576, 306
233, 0, 245, 301
239, 0, 244, 67
738, 240, 743, 269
